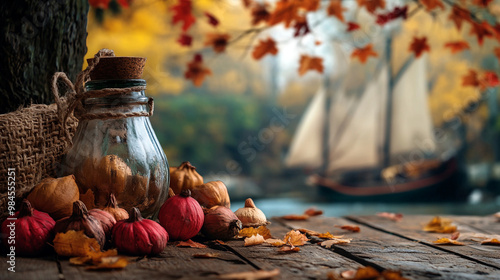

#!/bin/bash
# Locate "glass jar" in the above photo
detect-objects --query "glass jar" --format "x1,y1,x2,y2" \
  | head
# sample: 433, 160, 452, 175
59, 79, 169, 218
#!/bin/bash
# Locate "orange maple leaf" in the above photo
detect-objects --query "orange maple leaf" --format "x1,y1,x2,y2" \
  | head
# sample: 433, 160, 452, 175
482, 71, 500, 89
419, 0, 445, 11
357, 0, 386, 14
327, 0, 346, 22
409, 36, 430, 58
462, 69, 481, 87
448, 6, 471, 31
470, 21, 493, 46
347, 22, 361, 32
350, 44, 378, 63
184, 54, 212, 87
171, 0, 196, 32
267, 0, 300, 28
298, 0, 320, 11
444, 41, 470, 54
251, 3, 271, 25
252, 38, 278, 60
298, 55, 324, 76
473, 0, 493, 7
494, 47, 500, 62
204, 33, 231, 53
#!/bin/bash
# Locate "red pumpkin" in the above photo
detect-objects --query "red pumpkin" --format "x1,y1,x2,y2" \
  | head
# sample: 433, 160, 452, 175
112, 207, 168, 255
159, 189, 204, 240
1, 200, 55, 256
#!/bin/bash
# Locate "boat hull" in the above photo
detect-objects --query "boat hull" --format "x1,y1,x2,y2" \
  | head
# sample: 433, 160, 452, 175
313, 159, 469, 202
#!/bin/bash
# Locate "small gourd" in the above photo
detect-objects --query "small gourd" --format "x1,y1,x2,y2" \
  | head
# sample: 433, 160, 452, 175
101, 194, 129, 221
159, 189, 204, 240
234, 198, 268, 227
189, 181, 230, 209
169, 161, 203, 195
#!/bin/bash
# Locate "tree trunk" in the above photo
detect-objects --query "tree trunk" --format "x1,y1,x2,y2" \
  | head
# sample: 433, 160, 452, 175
0, 0, 88, 114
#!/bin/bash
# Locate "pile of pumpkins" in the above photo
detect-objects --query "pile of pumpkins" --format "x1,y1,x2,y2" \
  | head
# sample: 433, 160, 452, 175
0, 161, 267, 256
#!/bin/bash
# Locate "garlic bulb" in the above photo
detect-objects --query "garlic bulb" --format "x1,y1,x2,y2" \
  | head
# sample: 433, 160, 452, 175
234, 198, 268, 227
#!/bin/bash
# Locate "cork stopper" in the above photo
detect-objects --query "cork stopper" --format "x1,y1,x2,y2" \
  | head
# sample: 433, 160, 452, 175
87, 56, 146, 80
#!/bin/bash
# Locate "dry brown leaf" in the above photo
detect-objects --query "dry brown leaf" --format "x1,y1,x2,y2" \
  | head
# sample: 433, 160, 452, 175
381, 270, 410, 280
340, 270, 356, 279
79, 189, 96, 210
284, 230, 309, 246
376, 212, 403, 222
264, 238, 286, 247
193, 252, 221, 258
297, 228, 320, 236
433, 238, 465, 245
278, 245, 300, 253
218, 268, 280, 279
320, 238, 352, 248
267, 0, 300, 27
351, 44, 378, 63
451, 232, 460, 240
419, 0, 445, 11
298, 55, 324, 76
252, 38, 278, 60
337, 225, 361, 233
354, 266, 380, 279
304, 208, 323, 217
53, 230, 102, 258
214, 240, 226, 245
481, 238, 500, 245
423, 216, 457, 233
297, 228, 342, 239
357, 0, 386, 14
204, 33, 231, 53
327, 0, 346, 22
86, 256, 128, 270
245, 234, 265, 246
184, 54, 212, 87
409, 36, 430, 58
177, 239, 208, 248
238, 226, 272, 239
281, 214, 309, 220
69, 256, 92, 265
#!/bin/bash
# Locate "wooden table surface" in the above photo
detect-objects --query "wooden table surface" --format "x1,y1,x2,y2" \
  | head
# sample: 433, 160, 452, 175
1, 215, 499, 280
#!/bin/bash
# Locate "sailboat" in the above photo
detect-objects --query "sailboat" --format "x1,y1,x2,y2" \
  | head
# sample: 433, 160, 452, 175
285, 38, 465, 202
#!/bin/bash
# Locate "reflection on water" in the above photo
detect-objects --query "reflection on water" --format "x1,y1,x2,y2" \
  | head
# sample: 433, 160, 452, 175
230, 197, 500, 217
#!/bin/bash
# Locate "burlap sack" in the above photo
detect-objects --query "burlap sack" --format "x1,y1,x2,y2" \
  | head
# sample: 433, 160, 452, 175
0, 103, 77, 220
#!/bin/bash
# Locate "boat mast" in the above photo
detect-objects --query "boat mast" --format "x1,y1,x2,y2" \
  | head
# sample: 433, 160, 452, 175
320, 76, 332, 177
382, 36, 394, 167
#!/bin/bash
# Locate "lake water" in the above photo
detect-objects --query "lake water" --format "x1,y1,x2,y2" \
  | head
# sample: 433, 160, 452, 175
230, 197, 500, 217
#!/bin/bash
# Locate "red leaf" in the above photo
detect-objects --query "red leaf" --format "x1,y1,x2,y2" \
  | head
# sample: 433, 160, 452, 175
448, 6, 471, 31
204, 12, 219, 27
327, 0, 346, 22
304, 208, 323, 217
116, 0, 129, 8
171, 0, 196, 32
347, 22, 360, 32
444, 41, 470, 54
298, 55, 324, 76
494, 47, 500, 62
473, 0, 493, 7
409, 36, 430, 58
357, 0, 386, 14
482, 71, 500, 88
376, 6, 408, 25
184, 54, 212, 87
89, 0, 111, 9
337, 225, 361, 232
252, 38, 278, 60
204, 33, 231, 53
293, 16, 310, 37
177, 34, 193, 46
351, 44, 378, 63
419, 0, 445, 11
470, 21, 493, 46
251, 3, 271, 25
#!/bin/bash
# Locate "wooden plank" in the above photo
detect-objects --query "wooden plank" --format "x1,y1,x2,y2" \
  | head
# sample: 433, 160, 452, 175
451, 215, 500, 235
348, 215, 500, 269
222, 218, 362, 279
280, 216, 500, 280
0, 255, 61, 280
58, 242, 257, 280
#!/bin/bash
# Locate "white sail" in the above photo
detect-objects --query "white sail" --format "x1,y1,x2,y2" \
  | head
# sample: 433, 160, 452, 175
390, 55, 436, 159
284, 86, 326, 169
327, 64, 388, 172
